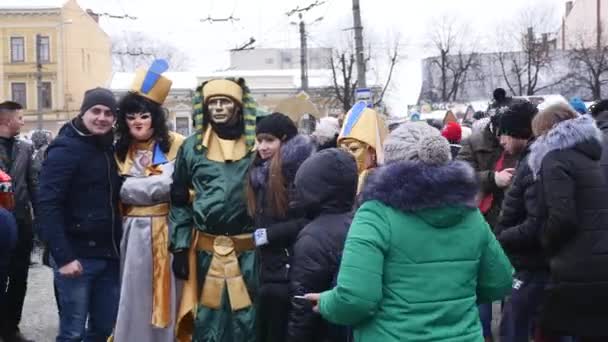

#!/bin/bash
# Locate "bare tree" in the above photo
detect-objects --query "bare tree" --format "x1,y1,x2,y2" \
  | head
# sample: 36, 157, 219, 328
426, 15, 480, 102
328, 33, 402, 112
568, 29, 608, 100
328, 50, 358, 112
111, 31, 192, 72
495, 6, 567, 96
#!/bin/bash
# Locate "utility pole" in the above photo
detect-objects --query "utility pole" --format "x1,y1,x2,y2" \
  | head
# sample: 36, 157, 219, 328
597, 0, 602, 51
299, 13, 309, 91
352, 0, 366, 88
36, 34, 43, 130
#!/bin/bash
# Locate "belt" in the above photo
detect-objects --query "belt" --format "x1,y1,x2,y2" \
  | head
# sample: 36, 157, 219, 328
196, 232, 255, 311
123, 203, 170, 217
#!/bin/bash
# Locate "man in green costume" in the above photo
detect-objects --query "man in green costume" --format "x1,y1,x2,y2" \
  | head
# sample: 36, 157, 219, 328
170, 78, 260, 342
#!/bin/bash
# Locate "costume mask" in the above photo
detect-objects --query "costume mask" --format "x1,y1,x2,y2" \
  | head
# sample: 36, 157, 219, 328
208, 95, 238, 125
126, 112, 154, 142
340, 138, 376, 174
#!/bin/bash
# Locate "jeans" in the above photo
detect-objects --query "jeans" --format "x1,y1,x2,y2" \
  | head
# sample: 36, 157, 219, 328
53, 258, 120, 342
499, 270, 548, 342
478, 303, 493, 338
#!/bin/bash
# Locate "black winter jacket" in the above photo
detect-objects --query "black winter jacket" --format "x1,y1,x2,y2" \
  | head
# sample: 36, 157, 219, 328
457, 123, 517, 229
37, 120, 122, 268
496, 141, 548, 271
288, 148, 358, 342
0, 137, 37, 225
250, 134, 314, 284
529, 115, 608, 336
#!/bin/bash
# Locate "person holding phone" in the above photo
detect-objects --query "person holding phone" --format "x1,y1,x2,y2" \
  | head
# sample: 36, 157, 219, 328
458, 96, 522, 342
246, 113, 315, 342
287, 148, 358, 342
304, 122, 513, 342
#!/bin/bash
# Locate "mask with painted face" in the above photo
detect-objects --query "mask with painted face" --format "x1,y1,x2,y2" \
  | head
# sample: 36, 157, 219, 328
205, 95, 244, 140
340, 138, 376, 174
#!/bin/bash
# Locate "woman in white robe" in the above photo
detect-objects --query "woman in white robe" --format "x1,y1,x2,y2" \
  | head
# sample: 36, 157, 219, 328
111, 63, 184, 342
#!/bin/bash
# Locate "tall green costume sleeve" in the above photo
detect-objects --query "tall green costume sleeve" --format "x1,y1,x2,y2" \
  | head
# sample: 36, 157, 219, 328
170, 144, 194, 251
318, 201, 390, 325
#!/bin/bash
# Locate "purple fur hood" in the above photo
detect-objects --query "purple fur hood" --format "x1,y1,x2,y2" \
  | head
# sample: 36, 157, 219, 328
360, 160, 479, 212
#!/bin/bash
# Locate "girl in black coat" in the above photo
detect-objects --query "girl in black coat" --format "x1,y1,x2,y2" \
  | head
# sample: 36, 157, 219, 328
287, 148, 358, 342
246, 113, 315, 342
528, 104, 608, 341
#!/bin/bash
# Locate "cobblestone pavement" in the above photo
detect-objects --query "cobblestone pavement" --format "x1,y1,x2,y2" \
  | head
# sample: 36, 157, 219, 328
21, 263, 58, 342
19, 256, 503, 342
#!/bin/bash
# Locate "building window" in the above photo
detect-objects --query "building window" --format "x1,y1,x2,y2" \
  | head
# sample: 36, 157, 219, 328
40, 82, 52, 109
38, 36, 50, 63
11, 83, 27, 109
11, 37, 25, 63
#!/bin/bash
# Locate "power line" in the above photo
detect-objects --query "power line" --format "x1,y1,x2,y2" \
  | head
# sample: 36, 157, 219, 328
286, 0, 326, 16
200, 15, 240, 23
87, 10, 137, 20
229, 37, 256, 51
112, 49, 154, 56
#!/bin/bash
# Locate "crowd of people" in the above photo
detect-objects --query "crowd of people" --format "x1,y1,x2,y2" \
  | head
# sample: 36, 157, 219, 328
0, 58, 608, 342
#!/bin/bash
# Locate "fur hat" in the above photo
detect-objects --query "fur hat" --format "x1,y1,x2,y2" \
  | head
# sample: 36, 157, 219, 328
383, 121, 451, 165
255, 112, 298, 141
312, 117, 340, 145
498, 101, 538, 139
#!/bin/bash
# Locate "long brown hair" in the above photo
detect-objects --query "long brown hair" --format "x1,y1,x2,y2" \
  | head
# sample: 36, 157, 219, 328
246, 140, 289, 219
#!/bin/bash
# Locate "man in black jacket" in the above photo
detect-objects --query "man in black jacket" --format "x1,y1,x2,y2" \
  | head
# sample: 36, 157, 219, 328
288, 148, 358, 342
494, 101, 543, 342
0, 101, 36, 342
37, 88, 122, 342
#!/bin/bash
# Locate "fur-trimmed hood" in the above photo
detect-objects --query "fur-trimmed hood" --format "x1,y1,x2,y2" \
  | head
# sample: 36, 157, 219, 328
528, 115, 603, 178
250, 134, 316, 190
360, 160, 478, 224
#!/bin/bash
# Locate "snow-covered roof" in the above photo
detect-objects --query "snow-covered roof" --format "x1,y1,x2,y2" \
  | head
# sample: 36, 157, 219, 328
110, 72, 199, 91
200, 69, 341, 89
0, 0, 67, 10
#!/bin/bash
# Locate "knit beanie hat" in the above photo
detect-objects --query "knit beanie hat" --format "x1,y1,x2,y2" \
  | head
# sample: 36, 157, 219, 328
80, 87, 117, 116
569, 97, 587, 114
255, 112, 298, 141
498, 101, 538, 139
384, 121, 451, 165
441, 122, 462, 144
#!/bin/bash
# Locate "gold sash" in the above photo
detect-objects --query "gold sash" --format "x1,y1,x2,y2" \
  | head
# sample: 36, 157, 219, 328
124, 203, 171, 328
175, 231, 255, 342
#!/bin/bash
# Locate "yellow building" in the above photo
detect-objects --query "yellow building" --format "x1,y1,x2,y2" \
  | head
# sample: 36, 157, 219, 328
0, 0, 112, 133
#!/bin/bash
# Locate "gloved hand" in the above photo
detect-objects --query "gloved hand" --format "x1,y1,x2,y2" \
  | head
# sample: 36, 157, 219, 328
253, 228, 269, 247
172, 250, 189, 280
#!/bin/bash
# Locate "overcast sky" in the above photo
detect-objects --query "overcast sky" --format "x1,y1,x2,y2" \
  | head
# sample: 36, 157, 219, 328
77, 0, 569, 110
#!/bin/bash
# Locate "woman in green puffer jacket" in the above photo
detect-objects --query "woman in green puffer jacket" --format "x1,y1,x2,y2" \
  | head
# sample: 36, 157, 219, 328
305, 122, 513, 342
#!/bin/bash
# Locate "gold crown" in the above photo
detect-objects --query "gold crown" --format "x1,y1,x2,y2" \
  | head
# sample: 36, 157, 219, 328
130, 67, 172, 104
202, 79, 243, 106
